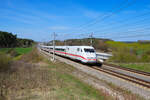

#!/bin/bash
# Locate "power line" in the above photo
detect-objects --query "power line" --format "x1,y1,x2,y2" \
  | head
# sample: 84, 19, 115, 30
110, 33, 150, 39
94, 26, 150, 35
73, 23, 150, 42
60, 0, 136, 35
72, 0, 137, 34
81, 0, 137, 29
93, 15, 150, 34
81, 10, 150, 34
75, 15, 150, 38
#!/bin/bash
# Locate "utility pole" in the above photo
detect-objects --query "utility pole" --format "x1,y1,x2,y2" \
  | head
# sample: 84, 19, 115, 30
65, 40, 67, 46
89, 32, 93, 46
52, 32, 56, 61
64, 34, 67, 46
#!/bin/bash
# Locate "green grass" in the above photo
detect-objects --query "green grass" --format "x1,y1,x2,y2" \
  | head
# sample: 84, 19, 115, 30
44, 61, 107, 100
0, 47, 32, 55
14, 48, 32, 55
0, 48, 11, 53
119, 63, 150, 73
0, 48, 32, 62
56, 73, 104, 100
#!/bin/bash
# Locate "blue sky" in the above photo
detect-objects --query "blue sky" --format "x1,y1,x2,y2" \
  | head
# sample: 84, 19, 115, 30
0, 0, 150, 41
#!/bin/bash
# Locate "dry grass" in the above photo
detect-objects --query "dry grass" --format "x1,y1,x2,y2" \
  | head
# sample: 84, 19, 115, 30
101, 80, 145, 100
20, 48, 43, 63
0, 48, 110, 100
0, 52, 12, 72
0, 48, 145, 100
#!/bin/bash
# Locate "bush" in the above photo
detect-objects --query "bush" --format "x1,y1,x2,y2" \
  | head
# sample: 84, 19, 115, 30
94, 40, 109, 52
106, 41, 150, 63
110, 51, 138, 63
0, 52, 12, 72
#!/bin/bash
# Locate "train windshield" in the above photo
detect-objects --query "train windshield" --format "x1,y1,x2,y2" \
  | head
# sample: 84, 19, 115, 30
84, 48, 95, 53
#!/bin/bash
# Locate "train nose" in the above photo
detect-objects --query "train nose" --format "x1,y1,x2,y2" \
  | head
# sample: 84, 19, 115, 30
86, 57, 97, 62
87, 57, 96, 59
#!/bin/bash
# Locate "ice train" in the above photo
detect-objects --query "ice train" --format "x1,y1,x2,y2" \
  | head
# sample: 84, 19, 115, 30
40, 45, 99, 63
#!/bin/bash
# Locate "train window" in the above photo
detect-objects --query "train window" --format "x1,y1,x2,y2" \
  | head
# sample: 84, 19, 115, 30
55, 48, 65, 51
77, 48, 80, 51
84, 48, 95, 53
81, 49, 82, 52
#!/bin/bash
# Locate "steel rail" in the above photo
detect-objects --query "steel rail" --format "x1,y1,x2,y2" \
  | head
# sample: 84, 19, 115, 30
103, 63, 150, 76
92, 66, 150, 88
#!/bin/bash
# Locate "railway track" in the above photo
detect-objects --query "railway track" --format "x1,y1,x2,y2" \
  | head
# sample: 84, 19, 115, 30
90, 66, 150, 89
40, 49, 150, 89
103, 63, 150, 76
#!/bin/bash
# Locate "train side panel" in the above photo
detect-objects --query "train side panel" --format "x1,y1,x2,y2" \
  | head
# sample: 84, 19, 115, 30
40, 45, 98, 64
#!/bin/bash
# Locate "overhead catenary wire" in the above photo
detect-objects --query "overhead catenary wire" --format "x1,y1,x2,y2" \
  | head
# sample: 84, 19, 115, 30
73, 13, 150, 39
93, 15, 150, 34
90, 26, 150, 36
78, 0, 137, 30
109, 33, 150, 39
55, 0, 150, 42
60, 0, 136, 35
81, 10, 150, 34
69, 26, 150, 41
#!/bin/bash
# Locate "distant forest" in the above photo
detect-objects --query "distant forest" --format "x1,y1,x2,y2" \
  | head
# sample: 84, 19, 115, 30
0, 31, 34, 48
44, 38, 113, 52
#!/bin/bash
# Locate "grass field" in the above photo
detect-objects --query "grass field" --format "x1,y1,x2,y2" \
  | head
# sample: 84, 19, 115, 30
119, 63, 150, 73
14, 48, 32, 55
0, 48, 112, 100
0, 48, 32, 55
0, 48, 145, 100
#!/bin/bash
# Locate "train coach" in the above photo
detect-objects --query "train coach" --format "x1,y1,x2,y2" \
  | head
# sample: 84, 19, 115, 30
40, 45, 101, 64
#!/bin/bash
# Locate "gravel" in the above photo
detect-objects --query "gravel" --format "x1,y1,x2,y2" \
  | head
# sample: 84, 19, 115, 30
102, 65, 150, 82
39, 49, 150, 100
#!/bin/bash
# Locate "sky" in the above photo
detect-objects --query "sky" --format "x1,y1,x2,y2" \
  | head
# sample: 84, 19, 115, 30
0, 0, 150, 42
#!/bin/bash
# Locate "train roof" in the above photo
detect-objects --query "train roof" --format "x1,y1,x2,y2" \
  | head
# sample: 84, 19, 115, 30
40, 45, 94, 48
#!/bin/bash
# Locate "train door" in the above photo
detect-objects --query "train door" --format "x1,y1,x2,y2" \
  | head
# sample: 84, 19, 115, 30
66, 47, 70, 58
76, 47, 83, 61
80, 48, 84, 61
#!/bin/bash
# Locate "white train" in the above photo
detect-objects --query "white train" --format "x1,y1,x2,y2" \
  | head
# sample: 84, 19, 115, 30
40, 45, 99, 63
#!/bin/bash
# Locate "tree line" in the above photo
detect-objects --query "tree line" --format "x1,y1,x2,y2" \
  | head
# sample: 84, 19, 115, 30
0, 31, 34, 48
45, 38, 112, 52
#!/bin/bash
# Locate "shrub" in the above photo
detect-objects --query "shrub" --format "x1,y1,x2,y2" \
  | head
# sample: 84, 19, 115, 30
95, 41, 109, 52
106, 41, 150, 63
0, 52, 12, 72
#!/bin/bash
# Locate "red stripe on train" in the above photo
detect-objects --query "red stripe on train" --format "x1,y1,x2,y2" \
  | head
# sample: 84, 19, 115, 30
50, 50, 96, 61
